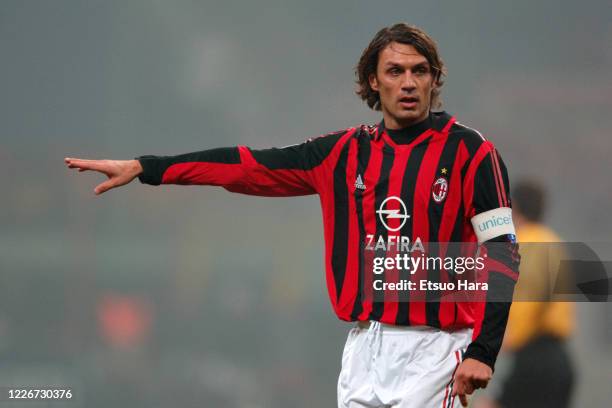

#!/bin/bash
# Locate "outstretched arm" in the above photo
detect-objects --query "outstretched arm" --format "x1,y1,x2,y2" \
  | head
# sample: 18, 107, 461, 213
65, 130, 351, 197
135, 146, 317, 197
64, 158, 143, 195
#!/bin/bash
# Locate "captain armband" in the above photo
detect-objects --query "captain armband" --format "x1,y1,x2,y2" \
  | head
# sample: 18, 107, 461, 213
470, 207, 516, 243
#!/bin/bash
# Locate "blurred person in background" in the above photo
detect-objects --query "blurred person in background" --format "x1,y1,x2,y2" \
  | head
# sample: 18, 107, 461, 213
476, 179, 575, 408
65, 23, 521, 407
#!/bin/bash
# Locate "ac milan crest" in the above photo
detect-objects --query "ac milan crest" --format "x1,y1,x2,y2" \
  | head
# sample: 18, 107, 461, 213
432, 177, 448, 203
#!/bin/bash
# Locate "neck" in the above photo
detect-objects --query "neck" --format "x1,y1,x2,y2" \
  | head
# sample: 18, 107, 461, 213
382, 110, 430, 130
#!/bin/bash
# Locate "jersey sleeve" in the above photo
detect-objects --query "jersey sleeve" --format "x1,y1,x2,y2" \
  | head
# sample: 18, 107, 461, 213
136, 130, 348, 197
463, 141, 521, 370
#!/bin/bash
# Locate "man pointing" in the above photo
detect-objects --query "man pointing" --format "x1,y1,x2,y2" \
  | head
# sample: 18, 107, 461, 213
67, 24, 519, 407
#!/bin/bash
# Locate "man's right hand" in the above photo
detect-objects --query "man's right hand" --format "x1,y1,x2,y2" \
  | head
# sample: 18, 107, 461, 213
64, 158, 143, 195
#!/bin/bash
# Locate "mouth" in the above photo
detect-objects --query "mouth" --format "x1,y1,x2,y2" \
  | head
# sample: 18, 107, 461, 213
398, 96, 419, 109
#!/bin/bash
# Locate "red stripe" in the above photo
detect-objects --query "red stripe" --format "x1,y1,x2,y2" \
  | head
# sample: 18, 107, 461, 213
163, 162, 244, 185
438, 141, 469, 242
163, 158, 317, 196
442, 116, 457, 134
442, 374, 451, 407
409, 131, 447, 325
442, 350, 461, 408
358, 143, 384, 320
315, 130, 358, 189
382, 129, 433, 149
491, 149, 508, 206
450, 350, 461, 408
489, 150, 503, 207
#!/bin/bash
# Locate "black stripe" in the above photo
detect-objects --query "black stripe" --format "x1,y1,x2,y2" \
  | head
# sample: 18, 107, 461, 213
451, 159, 467, 324
331, 140, 352, 303
350, 131, 371, 320
449, 201, 465, 242
394, 138, 430, 325
464, 275, 515, 369
426, 135, 461, 329
450, 123, 485, 156
250, 130, 347, 170
369, 143, 395, 321
431, 111, 454, 133
447, 149, 465, 311
448, 202, 463, 327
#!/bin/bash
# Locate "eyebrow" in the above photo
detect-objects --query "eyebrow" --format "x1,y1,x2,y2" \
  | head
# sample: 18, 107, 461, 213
384, 60, 430, 69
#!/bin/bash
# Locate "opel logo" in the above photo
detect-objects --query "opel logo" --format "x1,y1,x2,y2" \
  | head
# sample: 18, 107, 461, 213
376, 196, 410, 232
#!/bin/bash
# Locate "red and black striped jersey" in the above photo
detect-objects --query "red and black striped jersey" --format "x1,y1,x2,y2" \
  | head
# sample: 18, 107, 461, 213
137, 111, 520, 369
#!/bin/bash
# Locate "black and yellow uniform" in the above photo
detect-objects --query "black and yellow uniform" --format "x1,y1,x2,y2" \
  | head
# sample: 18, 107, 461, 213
499, 223, 574, 408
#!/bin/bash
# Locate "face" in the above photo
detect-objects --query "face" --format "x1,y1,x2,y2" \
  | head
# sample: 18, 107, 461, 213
369, 42, 436, 129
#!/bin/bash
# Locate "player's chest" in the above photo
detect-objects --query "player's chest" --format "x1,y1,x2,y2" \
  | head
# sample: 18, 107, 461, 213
346, 141, 462, 214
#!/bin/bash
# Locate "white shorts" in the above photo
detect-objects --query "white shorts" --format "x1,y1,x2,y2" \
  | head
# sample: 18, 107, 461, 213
337, 321, 471, 408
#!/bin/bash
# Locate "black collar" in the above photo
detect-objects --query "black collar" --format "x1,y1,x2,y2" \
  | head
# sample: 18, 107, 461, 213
379, 111, 453, 144
381, 114, 432, 145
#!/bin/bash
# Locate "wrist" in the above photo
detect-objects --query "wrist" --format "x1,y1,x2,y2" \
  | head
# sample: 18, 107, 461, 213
131, 159, 143, 176
463, 345, 496, 371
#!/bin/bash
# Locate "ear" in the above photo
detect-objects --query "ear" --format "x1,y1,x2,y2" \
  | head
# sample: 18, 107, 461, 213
368, 73, 379, 92
429, 75, 438, 96
432, 74, 439, 89
430, 79, 438, 94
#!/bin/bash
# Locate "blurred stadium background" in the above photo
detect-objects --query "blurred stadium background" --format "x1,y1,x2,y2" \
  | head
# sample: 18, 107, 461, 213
1, 0, 610, 406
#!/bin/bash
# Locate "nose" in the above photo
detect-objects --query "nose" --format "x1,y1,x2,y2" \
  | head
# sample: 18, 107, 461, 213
401, 72, 417, 93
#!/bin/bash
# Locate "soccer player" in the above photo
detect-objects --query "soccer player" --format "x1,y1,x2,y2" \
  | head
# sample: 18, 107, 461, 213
66, 24, 520, 407
493, 180, 574, 408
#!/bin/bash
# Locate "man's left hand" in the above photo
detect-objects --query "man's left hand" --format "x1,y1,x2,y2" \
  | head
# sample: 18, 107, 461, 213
451, 358, 492, 407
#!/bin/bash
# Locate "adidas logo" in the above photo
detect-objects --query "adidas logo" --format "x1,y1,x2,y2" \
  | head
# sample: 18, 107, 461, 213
354, 174, 366, 190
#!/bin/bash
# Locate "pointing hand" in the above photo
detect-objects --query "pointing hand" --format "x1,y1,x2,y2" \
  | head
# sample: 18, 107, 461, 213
64, 158, 143, 195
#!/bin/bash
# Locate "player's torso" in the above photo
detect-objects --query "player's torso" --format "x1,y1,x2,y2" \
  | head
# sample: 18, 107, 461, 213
321, 126, 472, 248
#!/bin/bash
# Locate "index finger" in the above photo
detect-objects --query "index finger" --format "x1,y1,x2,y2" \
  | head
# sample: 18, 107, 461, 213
65, 158, 108, 172
452, 381, 469, 407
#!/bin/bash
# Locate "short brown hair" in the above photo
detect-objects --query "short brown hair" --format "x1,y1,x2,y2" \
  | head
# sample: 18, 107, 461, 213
355, 23, 446, 110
